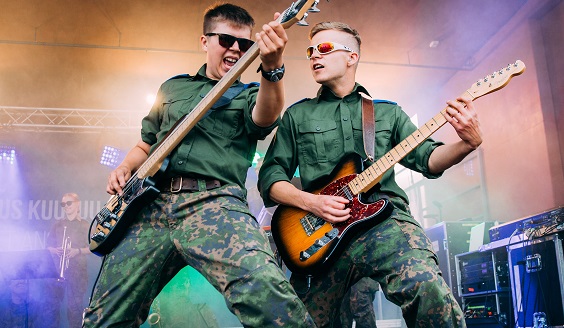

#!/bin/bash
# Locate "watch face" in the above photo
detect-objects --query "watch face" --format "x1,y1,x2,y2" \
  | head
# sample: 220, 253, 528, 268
261, 65, 284, 82
271, 73, 282, 82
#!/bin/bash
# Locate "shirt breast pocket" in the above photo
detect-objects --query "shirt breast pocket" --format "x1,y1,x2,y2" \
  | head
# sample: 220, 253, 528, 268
161, 96, 194, 127
198, 99, 244, 138
352, 119, 392, 159
374, 121, 392, 158
297, 120, 338, 164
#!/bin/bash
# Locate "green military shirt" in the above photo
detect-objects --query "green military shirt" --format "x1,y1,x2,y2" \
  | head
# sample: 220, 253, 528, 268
141, 65, 279, 189
259, 83, 444, 208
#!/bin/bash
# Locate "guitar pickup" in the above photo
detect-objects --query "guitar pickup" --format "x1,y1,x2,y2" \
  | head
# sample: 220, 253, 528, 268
299, 228, 339, 262
91, 231, 106, 242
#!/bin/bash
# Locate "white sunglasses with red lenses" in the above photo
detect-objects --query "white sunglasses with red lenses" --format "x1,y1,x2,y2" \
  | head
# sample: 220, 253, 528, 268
306, 42, 353, 59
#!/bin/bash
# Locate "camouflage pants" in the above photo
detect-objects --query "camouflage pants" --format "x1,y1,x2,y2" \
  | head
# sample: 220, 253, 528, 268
339, 277, 379, 328
83, 184, 315, 328
291, 210, 465, 328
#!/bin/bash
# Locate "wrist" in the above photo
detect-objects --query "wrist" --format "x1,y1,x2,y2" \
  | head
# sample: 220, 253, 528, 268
257, 64, 285, 82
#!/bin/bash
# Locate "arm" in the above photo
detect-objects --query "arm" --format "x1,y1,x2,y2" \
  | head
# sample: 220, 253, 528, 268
106, 139, 151, 195
428, 96, 482, 174
269, 181, 351, 224
252, 13, 288, 127
258, 106, 351, 224
67, 246, 91, 258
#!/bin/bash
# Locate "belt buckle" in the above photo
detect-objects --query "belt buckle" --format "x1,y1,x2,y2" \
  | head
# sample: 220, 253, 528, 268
170, 176, 183, 193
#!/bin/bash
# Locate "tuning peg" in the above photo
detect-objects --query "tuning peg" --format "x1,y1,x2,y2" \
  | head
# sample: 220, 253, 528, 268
309, 0, 321, 12
308, 5, 320, 12
297, 13, 309, 26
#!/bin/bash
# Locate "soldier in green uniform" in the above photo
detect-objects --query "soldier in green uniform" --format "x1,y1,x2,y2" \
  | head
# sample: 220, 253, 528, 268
83, 3, 315, 327
259, 21, 483, 327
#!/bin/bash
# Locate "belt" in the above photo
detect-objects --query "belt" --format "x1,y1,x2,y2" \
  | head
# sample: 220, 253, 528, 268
158, 177, 222, 193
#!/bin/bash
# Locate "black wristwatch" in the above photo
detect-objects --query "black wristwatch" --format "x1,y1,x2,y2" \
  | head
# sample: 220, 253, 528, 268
257, 64, 285, 82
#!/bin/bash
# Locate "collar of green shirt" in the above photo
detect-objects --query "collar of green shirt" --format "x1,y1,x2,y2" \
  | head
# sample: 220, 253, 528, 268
315, 82, 371, 103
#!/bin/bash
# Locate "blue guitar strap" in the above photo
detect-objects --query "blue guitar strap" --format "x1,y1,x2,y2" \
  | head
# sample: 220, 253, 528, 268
200, 82, 258, 120
209, 83, 245, 109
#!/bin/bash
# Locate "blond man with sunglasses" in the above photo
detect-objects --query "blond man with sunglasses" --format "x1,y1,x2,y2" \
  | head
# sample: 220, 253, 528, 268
47, 192, 91, 327
259, 21, 482, 327
83, 3, 315, 328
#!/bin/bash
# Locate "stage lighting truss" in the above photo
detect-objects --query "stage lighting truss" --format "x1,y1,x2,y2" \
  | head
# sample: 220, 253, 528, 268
0, 146, 16, 165
0, 106, 145, 132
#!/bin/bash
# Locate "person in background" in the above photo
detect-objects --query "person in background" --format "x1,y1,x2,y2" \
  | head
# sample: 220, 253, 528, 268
83, 3, 315, 327
259, 21, 480, 327
47, 192, 91, 328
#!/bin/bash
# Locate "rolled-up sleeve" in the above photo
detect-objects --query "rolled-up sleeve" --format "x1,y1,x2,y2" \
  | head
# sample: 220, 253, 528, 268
393, 106, 444, 179
258, 112, 299, 207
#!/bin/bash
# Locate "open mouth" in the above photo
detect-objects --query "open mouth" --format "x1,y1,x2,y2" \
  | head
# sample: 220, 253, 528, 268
313, 63, 324, 70
224, 57, 238, 68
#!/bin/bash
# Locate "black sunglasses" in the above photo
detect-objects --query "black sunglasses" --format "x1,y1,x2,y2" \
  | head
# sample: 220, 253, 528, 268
61, 201, 76, 207
205, 33, 254, 52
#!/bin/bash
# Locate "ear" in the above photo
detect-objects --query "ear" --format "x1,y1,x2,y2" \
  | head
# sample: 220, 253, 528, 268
347, 52, 359, 66
200, 35, 208, 51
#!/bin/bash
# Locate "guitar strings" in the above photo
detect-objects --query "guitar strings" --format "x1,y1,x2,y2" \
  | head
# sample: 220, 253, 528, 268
303, 183, 351, 227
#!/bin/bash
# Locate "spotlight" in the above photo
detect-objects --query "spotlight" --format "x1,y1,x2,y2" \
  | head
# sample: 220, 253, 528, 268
0, 146, 16, 165
100, 146, 124, 168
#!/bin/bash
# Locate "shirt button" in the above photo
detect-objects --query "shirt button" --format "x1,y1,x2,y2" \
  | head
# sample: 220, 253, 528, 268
343, 118, 348, 121
316, 127, 321, 131
346, 136, 351, 140
178, 161, 184, 165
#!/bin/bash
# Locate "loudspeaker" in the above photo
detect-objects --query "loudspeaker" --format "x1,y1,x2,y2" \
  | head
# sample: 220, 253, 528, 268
508, 233, 564, 328
425, 222, 494, 305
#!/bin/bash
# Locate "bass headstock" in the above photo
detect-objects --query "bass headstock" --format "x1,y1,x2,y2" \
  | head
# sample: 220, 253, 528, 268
467, 60, 526, 99
279, 0, 323, 29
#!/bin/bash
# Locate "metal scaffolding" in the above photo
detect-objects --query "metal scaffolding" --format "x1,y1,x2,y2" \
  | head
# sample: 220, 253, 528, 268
0, 106, 145, 133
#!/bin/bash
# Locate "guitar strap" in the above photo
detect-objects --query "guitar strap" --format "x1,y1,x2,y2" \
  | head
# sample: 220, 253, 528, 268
198, 82, 253, 120
209, 83, 246, 109
359, 92, 375, 162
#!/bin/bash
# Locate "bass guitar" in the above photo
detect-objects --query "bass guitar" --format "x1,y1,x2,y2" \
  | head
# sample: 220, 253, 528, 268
89, 0, 323, 256
271, 60, 526, 275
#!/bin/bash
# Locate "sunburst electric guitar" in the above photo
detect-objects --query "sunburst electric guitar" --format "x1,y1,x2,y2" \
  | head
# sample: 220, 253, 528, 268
89, 0, 323, 256
271, 60, 526, 275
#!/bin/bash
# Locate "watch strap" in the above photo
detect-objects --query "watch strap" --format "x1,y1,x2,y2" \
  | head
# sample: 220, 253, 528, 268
257, 64, 285, 82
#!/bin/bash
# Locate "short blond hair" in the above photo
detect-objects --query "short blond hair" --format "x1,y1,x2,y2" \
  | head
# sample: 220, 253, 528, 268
309, 21, 361, 53
62, 192, 80, 202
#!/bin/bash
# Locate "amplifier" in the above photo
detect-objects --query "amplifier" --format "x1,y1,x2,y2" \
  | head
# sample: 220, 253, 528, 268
425, 221, 493, 305
464, 294, 512, 328
457, 249, 512, 327
489, 206, 564, 242
456, 249, 509, 296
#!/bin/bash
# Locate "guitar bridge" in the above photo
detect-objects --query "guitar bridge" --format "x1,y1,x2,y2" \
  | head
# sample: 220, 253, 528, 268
300, 214, 326, 236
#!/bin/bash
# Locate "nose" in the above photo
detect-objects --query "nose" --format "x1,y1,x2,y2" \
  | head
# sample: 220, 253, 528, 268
229, 41, 241, 52
308, 47, 321, 60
